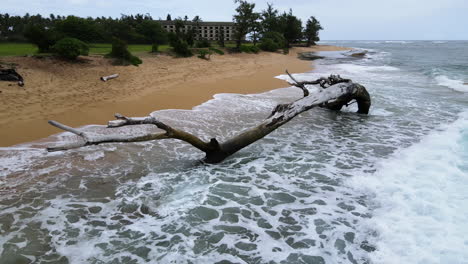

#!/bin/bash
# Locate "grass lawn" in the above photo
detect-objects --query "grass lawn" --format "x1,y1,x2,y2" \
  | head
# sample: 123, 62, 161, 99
0, 43, 38, 56
88, 43, 171, 54
0, 43, 170, 57
0, 42, 253, 57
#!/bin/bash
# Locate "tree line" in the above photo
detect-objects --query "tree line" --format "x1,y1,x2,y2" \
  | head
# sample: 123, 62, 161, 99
0, 1, 322, 60
233, 1, 322, 51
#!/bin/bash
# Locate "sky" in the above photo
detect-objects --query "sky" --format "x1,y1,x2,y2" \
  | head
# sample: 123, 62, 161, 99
2, 0, 467, 40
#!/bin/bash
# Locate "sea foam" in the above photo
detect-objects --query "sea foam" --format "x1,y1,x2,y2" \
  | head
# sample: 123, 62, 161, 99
351, 111, 468, 264
435, 75, 468, 92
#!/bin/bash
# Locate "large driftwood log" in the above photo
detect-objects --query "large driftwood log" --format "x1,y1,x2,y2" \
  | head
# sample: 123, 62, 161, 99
47, 72, 371, 163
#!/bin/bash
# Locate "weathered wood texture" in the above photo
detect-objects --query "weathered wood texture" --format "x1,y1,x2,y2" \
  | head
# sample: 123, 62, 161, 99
100, 74, 119, 82
47, 73, 371, 163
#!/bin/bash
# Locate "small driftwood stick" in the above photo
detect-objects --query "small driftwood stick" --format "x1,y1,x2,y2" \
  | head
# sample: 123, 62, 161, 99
100, 74, 119, 82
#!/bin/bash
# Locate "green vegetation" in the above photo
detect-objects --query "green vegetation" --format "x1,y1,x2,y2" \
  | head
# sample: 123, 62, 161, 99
240, 45, 259, 54
195, 39, 211, 48
0, 4, 323, 58
0, 43, 37, 56
197, 49, 212, 60
23, 25, 57, 52
54, 16, 100, 42
259, 31, 285, 52
304, 16, 323, 46
209, 47, 224, 55
88, 43, 170, 54
233, 0, 260, 49
105, 38, 142, 66
232, 2, 323, 52
136, 20, 168, 52
0, 43, 169, 56
52, 37, 89, 60
168, 33, 192, 57
258, 38, 279, 52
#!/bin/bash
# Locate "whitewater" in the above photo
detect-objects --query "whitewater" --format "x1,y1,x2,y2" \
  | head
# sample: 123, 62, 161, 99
0, 41, 467, 263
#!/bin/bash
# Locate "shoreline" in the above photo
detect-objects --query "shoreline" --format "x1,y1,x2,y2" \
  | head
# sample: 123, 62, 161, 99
0, 45, 349, 147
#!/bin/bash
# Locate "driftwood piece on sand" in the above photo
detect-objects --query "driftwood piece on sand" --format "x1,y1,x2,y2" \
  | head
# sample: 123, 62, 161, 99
47, 71, 371, 163
0, 69, 24, 86
100, 74, 119, 82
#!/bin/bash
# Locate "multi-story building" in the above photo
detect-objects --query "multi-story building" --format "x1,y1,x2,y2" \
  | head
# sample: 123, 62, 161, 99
158, 20, 236, 41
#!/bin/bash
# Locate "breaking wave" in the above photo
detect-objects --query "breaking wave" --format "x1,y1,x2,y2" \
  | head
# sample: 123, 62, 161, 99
351, 111, 468, 263
435, 75, 468, 92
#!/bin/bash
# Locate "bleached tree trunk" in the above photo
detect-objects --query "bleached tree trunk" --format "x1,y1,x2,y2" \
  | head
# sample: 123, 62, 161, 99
47, 73, 371, 163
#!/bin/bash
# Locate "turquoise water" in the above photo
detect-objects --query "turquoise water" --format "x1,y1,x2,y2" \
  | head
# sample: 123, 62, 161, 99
0, 41, 467, 263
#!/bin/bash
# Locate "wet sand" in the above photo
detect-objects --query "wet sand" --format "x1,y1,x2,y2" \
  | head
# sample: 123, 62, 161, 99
0, 45, 348, 146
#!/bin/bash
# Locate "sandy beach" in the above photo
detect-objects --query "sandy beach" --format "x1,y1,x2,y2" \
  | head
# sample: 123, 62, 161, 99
0, 45, 348, 146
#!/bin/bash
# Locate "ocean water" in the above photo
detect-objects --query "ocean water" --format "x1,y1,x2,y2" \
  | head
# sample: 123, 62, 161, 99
0, 41, 467, 264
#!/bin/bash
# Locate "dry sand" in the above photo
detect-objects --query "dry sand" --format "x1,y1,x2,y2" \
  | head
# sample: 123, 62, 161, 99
0, 45, 348, 146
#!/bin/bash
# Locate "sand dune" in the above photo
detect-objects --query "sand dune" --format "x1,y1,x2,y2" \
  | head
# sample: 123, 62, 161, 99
0, 45, 348, 146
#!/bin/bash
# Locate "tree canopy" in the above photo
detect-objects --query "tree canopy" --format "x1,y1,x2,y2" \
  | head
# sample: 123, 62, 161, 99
232, 2, 323, 51
0, 13, 164, 45
232, 0, 260, 49
0, 5, 323, 54
304, 16, 323, 46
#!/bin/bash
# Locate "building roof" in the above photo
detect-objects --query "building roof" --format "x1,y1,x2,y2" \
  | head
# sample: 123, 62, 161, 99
157, 20, 235, 26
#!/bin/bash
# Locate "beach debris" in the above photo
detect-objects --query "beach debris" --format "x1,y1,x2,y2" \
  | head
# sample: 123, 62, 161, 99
100, 74, 119, 82
46, 71, 371, 164
0, 69, 24, 86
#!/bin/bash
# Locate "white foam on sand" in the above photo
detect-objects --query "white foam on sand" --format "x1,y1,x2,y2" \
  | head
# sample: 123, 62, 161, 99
350, 111, 468, 264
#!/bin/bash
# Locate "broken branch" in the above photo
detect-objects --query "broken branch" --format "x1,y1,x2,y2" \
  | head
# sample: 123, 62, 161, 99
47, 74, 371, 163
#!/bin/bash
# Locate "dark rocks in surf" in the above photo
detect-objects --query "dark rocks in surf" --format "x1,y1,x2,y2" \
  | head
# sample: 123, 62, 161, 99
0, 68, 24, 86
298, 52, 325, 61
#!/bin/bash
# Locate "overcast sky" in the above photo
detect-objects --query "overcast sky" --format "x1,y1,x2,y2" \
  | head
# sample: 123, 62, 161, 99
2, 0, 467, 40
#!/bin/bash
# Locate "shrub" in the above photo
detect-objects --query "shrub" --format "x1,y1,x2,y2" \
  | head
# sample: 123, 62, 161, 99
258, 31, 286, 52
208, 47, 224, 55
259, 38, 280, 52
262, 32, 286, 47
106, 37, 142, 66
52, 37, 89, 60
197, 49, 212, 60
250, 45, 260, 53
240, 45, 259, 54
151, 43, 159, 53
24, 25, 57, 52
195, 39, 211, 48
170, 37, 192, 57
